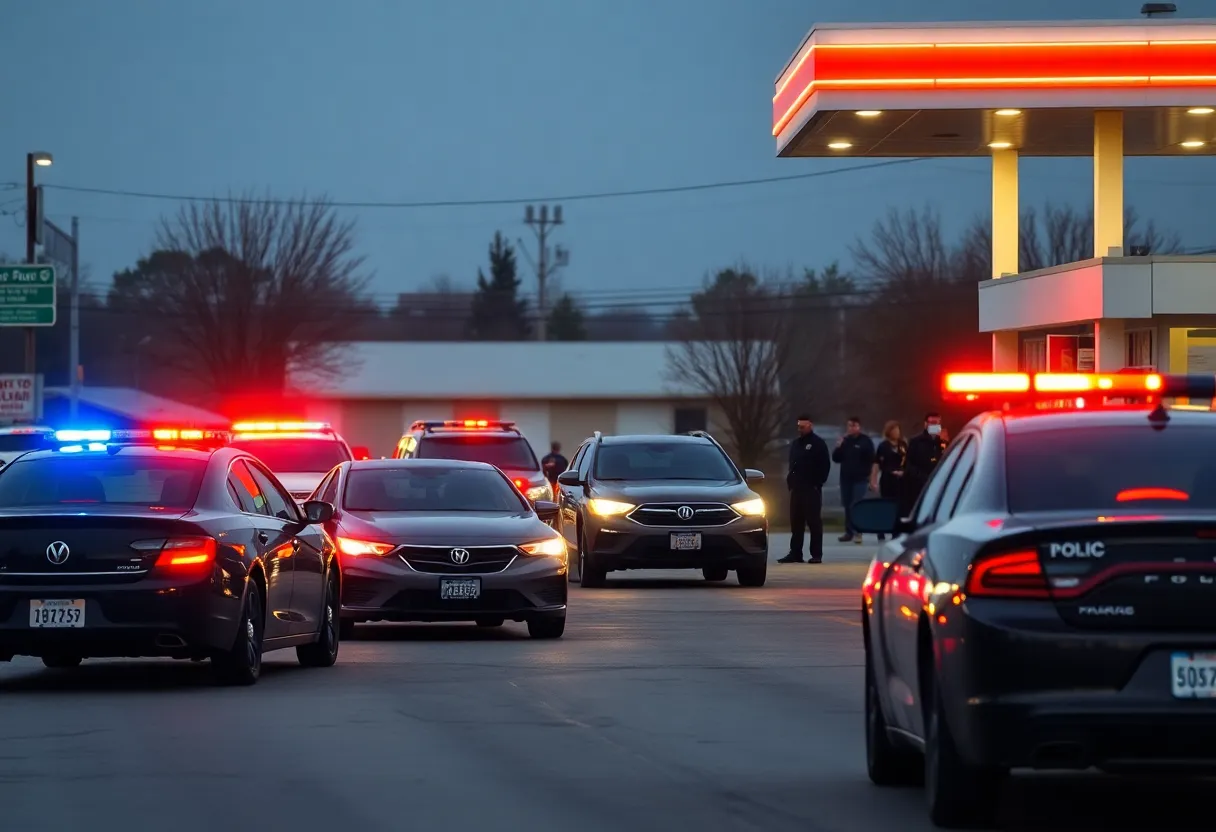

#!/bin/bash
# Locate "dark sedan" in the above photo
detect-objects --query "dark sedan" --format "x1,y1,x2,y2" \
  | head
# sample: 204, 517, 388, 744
312, 458, 568, 639
0, 433, 341, 685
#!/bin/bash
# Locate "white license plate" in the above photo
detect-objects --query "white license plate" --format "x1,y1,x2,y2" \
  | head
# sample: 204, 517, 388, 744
29, 599, 86, 628
1171, 652, 1216, 698
440, 578, 481, 600
670, 532, 702, 551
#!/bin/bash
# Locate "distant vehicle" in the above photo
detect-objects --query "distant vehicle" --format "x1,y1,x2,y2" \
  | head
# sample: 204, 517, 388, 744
228, 421, 369, 502
555, 431, 768, 587
312, 458, 567, 639
0, 425, 55, 467
392, 420, 552, 504
0, 427, 341, 684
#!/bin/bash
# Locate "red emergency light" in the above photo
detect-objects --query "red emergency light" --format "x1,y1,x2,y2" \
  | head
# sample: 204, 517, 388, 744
942, 372, 1216, 408
231, 421, 331, 433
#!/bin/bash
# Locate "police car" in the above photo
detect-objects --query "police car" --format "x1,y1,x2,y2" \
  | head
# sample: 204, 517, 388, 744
391, 420, 552, 504
0, 425, 55, 467
851, 371, 1216, 828
228, 421, 370, 503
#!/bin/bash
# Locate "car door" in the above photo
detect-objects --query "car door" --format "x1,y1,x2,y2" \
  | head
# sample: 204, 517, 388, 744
247, 460, 324, 637
228, 459, 295, 640
558, 442, 590, 546
877, 436, 972, 732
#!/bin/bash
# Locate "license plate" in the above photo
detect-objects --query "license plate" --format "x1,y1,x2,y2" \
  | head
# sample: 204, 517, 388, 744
1171, 652, 1216, 698
671, 532, 702, 551
440, 578, 481, 600
29, 599, 86, 628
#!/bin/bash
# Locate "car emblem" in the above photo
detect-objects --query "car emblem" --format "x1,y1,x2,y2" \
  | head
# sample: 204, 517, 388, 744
450, 548, 471, 565
677, 506, 694, 520
46, 541, 70, 565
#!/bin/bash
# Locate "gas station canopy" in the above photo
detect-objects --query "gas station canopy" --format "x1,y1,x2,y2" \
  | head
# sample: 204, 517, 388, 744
774, 19, 1216, 157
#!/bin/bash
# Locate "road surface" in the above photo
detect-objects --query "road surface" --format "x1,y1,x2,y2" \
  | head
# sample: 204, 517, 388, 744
0, 541, 1209, 831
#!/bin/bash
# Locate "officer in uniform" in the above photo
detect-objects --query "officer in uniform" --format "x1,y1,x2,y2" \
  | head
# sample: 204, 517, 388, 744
778, 414, 831, 564
902, 411, 947, 516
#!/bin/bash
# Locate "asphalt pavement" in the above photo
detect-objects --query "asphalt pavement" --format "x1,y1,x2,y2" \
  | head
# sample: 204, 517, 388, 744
1, 536, 1211, 831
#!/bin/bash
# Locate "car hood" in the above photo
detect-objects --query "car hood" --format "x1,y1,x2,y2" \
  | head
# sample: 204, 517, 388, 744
276, 472, 326, 496
337, 510, 551, 546
593, 479, 755, 504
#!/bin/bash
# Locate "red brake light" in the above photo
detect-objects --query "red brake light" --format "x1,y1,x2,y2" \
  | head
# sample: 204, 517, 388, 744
336, 537, 395, 557
1116, 487, 1189, 502
156, 537, 217, 568
862, 559, 888, 599
513, 478, 526, 489
964, 549, 1049, 599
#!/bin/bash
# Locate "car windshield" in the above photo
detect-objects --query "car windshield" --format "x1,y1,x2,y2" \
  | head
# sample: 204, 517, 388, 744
0, 455, 207, 508
0, 432, 52, 453
1006, 425, 1216, 512
416, 435, 538, 470
229, 439, 350, 473
343, 467, 527, 512
594, 442, 738, 481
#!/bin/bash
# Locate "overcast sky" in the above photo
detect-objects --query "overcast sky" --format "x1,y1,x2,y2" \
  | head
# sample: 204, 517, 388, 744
3, 0, 1215, 309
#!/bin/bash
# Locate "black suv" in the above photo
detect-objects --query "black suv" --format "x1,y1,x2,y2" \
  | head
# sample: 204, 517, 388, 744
391, 420, 552, 504
555, 431, 768, 587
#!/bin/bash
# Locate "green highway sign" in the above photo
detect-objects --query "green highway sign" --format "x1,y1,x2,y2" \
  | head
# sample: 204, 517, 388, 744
0, 264, 56, 326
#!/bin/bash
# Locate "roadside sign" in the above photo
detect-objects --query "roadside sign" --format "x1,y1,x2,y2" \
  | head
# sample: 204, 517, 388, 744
0, 264, 56, 326
0, 374, 41, 423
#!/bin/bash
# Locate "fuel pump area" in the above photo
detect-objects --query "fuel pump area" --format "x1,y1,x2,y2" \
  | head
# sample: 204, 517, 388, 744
772, 18, 1216, 377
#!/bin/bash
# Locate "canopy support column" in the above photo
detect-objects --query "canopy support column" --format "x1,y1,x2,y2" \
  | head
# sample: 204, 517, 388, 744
1094, 111, 1124, 257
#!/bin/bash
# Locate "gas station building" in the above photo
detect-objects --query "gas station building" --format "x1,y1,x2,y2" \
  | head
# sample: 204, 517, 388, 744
772, 18, 1216, 376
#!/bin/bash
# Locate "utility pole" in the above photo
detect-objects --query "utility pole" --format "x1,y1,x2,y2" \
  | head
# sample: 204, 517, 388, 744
523, 204, 569, 341
69, 216, 80, 420
23, 151, 53, 374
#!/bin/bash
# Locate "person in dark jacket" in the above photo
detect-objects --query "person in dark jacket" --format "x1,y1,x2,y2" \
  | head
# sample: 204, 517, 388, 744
540, 442, 568, 487
901, 412, 947, 517
832, 417, 876, 544
868, 420, 907, 542
777, 414, 831, 564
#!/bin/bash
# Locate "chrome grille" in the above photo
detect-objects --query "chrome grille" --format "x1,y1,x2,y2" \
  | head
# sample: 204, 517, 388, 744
628, 502, 738, 527
398, 545, 518, 575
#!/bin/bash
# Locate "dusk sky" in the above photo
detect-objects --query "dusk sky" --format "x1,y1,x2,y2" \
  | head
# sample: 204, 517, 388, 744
4, 0, 1216, 312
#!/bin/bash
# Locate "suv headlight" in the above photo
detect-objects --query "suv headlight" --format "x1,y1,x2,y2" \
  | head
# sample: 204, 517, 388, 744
525, 483, 552, 501
520, 537, 566, 557
588, 498, 633, 516
732, 498, 765, 517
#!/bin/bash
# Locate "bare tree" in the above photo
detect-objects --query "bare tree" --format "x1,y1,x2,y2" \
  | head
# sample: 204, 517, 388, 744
665, 267, 792, 467
107, 194, 368, 403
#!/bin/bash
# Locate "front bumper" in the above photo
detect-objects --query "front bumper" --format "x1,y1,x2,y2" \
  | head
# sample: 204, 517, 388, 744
586, 514, 767, 571
340, 552, 567, 623
0, 574, 242, 659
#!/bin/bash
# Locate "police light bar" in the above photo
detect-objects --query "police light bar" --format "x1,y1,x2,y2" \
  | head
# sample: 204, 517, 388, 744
231, 421, 332, 433
411, 419, 518, 432
52, 428, 230, 448
942, 372, 1216, 401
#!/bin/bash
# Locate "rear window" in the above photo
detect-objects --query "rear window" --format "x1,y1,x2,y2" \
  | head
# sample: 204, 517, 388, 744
594, 442, 738, 481
416, 435, 538, 470
1006, 426, 1216, 512
0, 433, 52, 453
344, 467, 526, 512
0, 455, 207, 508
229, 439, 350, 473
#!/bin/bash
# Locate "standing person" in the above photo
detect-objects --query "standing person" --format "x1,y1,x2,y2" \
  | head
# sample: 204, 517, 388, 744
902, 412, 947, 517
833, 416, 876, 544
777, 414, 831, 564
869, 421, 907, 542
541, 441, 568, 488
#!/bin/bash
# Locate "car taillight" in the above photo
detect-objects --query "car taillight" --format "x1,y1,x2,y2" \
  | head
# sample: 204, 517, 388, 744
964, 549, 1049, 599
336, 537, 395, 557
155, 537, 217, 568
862, 558, 888, 598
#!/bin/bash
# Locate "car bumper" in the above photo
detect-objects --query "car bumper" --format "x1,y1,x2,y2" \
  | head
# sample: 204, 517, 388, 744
340, 553, 567, 623
586, 516, 767, 571
0, 575, 241, 659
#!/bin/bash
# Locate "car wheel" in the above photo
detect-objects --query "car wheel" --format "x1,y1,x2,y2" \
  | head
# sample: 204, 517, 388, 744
579, 528, 607, 588
528, 615, 566, 639
865, 651, 922, 786
297, 570, 340, 668
339, 619, 357, 641
701, 566, 729, 582
476, 617, 505, 628
736, 562, 767, 587
925, 674, 1003, 828
212, 582, 264, 686
41, 655, 82, 669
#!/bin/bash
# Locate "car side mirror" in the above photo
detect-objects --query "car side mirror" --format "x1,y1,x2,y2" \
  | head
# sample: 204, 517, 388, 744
351, 446, 371, 461
744, 468, 765, 483
533, 500, 560, 524
302, 500, 335, 524
557, 470, 582, 487
848, 497, 900, 536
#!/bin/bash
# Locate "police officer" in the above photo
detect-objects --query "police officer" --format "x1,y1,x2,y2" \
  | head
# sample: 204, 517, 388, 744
778, 414, 831, 564
901, 411, 947, 516
541, 441, 568, 487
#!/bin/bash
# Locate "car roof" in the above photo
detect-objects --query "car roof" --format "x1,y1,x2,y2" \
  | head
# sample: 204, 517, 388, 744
350, 457, 496, 471
599, 433, 713, 445
15, 444, 218, 462
999, 406, 1216, 435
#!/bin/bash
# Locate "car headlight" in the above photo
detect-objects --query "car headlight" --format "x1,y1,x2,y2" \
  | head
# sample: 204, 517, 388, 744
519, 537, 567, 557
588, 498, 633, 516
336, 537, 395, 557
732, 498, 765, 517
525, 484, 552, 501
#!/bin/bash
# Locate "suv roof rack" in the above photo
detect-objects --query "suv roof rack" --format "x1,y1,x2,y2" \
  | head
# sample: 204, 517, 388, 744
411, 419, 520, 434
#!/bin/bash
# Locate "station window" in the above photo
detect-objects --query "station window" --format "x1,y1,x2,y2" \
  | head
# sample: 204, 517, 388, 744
1021, 338, 1046, 372
674, 407, 708, 434
1126, 329, 1155, 369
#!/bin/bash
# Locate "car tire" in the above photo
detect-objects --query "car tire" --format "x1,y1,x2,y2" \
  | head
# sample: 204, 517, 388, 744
297, 570, 340, 668
579, 528, 607, 588
925, 675, 1003, 828
528, 615, 566, 639
42, 655, 82, 669
476, 617, 505, 628
865, 652, 922, 786
702, 566, 729, 582
212, 582, 264, 686
736, 563, 767, 587
339, 619, 357, 641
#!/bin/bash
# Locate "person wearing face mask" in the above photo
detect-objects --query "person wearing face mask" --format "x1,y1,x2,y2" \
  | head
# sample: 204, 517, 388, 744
901, 412, 947, 517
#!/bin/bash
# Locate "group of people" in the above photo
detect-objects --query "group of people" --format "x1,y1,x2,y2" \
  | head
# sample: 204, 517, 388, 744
777, 412, 949, 564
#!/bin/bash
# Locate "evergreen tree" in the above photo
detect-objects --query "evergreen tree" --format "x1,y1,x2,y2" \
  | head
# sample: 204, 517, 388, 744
468, 232, 529, 339
546, 293, 585, 341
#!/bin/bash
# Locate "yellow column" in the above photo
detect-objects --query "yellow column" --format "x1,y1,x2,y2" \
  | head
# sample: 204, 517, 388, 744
1094, 111, 1124, 258
991, 148, 1019, 278
992, 331, 1019, 371
1170, 327, 1190, 404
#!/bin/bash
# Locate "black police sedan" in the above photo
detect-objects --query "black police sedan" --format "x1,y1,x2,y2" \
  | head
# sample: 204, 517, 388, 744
0, 429, 340, 685
555, 431, 767, 587
852, 372, 1216, 828
313, 458, 568, 639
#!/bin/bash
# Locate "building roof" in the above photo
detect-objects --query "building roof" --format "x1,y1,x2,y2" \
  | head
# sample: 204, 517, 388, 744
43, 386, 230, 427
774, 18, 1216, 157
287, 341, 708, 400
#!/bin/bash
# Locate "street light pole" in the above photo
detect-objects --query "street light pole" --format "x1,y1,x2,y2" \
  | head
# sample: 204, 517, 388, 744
24, 151, 52, 375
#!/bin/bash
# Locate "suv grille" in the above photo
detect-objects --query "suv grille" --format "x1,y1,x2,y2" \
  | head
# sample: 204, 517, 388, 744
628, 503, 738, 527
398, 545, 518, 575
